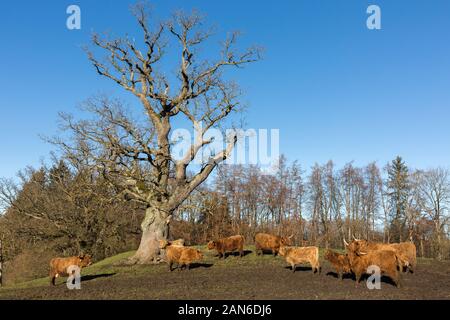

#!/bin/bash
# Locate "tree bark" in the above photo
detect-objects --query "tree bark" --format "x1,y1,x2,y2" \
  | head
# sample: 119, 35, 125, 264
128, 206, 171, 264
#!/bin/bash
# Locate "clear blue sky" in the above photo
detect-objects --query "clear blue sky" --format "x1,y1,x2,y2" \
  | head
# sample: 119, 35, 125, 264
1, 0, 450, 179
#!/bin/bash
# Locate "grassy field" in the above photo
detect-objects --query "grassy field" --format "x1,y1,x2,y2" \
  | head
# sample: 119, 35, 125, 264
1, 246, 449, 299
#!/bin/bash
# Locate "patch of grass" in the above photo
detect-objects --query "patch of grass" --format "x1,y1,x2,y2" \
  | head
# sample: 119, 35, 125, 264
0, 251, 137, 291
1, 244, 442, 297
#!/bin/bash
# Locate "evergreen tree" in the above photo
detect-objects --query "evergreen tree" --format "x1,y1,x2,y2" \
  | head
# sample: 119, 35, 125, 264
387, 156, 410, 242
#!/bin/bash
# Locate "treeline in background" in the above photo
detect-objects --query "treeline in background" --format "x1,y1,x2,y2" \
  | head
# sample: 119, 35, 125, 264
0, 155, 449, 284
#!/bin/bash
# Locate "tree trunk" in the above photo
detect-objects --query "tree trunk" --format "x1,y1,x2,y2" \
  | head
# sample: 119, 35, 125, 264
128, 206, 171, 264
420, 237, 424, 258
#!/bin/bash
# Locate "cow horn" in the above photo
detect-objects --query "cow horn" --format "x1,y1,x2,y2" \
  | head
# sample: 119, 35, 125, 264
288, 234, 294, 239
358, 251, 367, 255
343, 239, 349, 246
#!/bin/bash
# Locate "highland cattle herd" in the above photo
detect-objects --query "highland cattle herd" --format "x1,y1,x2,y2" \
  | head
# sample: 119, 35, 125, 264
49, 233, 417, 288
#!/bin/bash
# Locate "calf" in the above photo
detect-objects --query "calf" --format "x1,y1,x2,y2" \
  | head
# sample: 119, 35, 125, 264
160, 241, 203, 271
255, 233, 293, 256
279, 246, 321, 274
207, 235, 245, 258
324, 249, 351, 280
345, 240, 402, 288
49, 254, 92, 286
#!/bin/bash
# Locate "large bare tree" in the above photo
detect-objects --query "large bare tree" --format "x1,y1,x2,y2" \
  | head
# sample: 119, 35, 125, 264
53, 4, 261, 264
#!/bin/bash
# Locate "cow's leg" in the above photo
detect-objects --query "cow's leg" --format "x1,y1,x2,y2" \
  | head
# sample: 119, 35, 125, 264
50, 272, 57, 286
397, 272, 402, 288
338, 271, 343, 280
186, 264, 190, 271
292, 264, 296, 273
240, 249, 244, 257
273, 250, 277, 257
49, 271, 54, 285
409, 262, 415, 274
169, 262, 173, 272
391, 270, 401, 288
355, 273, 361, 286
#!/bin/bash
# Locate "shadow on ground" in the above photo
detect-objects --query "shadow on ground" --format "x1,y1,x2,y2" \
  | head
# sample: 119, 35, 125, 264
283, 266, 321, 273
81, 273, 116, 282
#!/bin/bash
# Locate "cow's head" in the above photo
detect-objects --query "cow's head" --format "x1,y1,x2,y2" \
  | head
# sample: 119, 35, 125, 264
207, 241, 216, 250
280, 234, 294, 246
278, 245, 288, 257
78, 254, 92, 267
159, 239, 169, 249
344, 240, 366, 256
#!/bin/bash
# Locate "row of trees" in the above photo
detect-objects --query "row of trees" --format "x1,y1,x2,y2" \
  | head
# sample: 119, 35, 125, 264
175, 156, 450, 260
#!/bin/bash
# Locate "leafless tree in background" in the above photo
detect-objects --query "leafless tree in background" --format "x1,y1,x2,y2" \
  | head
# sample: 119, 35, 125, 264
417, 168, 450, 260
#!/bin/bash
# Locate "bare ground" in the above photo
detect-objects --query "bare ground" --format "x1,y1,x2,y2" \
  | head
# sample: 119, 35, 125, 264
0, 249, 449, 300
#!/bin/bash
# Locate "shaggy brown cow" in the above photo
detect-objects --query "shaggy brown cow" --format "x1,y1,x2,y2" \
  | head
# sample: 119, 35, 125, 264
347, 239, 416, 273
159, 239, 184, 248
255, 233, 293, 256
345, 241, 402, 288
160, 241, 203, 271
279, 246, 321, 274
207, 235, 245, 258
49, 254, 92, 286
324, 249, 351, 280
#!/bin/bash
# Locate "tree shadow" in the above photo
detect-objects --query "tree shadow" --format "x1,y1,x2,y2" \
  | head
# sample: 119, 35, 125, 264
81, 273, 116, 282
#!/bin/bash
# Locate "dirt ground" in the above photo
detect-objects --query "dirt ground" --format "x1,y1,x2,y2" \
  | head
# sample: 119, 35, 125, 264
0, 250, 449, 300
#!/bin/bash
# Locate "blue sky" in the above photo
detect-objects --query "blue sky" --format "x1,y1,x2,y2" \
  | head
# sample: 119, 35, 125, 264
1, 0, 450, 179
